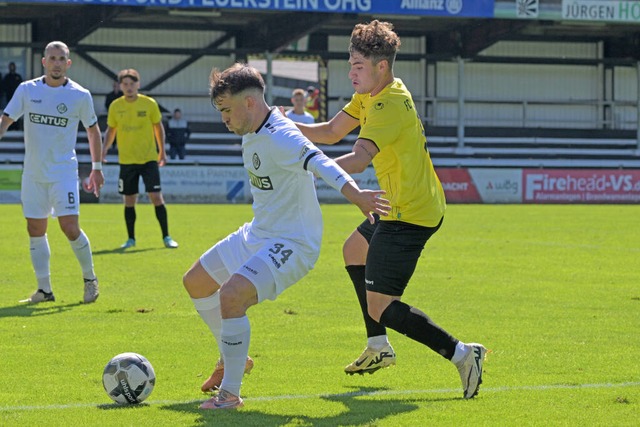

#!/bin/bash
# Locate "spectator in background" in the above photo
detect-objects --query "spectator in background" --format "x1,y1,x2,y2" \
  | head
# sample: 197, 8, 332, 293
3, 62, 23, 103
3, 62, 24, 129
166, 108, 191, 160
305, 85, 320, 121
285, 88, 315, 124
104, 80, 123, 111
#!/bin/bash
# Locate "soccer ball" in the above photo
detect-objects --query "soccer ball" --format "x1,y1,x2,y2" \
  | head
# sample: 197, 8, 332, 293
102, 352, 156, 404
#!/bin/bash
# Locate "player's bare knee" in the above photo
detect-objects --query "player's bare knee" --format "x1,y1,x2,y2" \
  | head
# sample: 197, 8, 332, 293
58, 221, 80, 240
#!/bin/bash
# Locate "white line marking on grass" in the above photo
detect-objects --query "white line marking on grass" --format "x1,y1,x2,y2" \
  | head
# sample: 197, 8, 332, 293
2, 381, 638, 412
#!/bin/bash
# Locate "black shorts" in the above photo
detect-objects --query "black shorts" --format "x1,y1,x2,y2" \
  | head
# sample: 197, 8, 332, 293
118, 161, 161, 195
357, 215, 443, 297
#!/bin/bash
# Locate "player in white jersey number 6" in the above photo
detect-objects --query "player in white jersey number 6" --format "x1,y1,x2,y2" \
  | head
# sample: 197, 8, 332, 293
0, 41, 103, 304
182, 63, 390, 410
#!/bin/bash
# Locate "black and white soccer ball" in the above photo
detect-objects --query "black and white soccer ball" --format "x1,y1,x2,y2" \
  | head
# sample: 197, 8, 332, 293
102, 352, 156, 404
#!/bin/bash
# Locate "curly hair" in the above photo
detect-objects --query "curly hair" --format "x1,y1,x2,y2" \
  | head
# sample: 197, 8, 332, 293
209, 63, 265, 106
349, 20, 401, 67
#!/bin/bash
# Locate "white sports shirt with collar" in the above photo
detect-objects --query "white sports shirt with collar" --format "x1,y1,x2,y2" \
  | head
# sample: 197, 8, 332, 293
4, 77, 98, 182
243, 108, 350, 253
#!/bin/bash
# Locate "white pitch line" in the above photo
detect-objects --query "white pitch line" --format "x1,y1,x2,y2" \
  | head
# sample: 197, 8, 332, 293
1, 381, 639, 412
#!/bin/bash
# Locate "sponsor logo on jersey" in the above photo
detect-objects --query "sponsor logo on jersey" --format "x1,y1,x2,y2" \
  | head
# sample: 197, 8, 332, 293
137, 111, 147, 117
57, 103, 68, 114
252, 153, 261, 170
29, 113, 68, 127
30, 99, 42, 103
248, 170, 273, 190
374, 102, 385, 110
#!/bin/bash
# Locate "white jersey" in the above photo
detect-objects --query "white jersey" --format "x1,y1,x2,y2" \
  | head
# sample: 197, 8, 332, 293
243, 108, 324, 253
4, 77, 98, 182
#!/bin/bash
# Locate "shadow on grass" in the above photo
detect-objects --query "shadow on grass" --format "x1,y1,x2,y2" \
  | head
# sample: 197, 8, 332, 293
92, 247, 162, 256
97, 402, 152, 410
0, 301, 83, 318
160, 386, 453, 426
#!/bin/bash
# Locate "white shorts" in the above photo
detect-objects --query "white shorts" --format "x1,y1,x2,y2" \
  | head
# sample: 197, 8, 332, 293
21, 177, 80, 219
200, 222, 319, 302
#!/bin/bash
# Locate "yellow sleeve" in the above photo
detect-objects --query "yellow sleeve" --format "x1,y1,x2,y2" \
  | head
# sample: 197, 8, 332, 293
150, 99, 162, 124
341, 93, 361, 120
106, 101, 117, 128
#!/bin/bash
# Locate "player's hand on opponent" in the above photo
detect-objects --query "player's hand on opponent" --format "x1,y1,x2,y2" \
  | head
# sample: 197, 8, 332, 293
341, 182, 390, 224
356, 189, 390, 224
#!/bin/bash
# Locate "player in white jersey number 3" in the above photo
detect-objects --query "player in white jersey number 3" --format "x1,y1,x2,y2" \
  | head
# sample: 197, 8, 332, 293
0, 41, 104, 304
182, 63, 390, 410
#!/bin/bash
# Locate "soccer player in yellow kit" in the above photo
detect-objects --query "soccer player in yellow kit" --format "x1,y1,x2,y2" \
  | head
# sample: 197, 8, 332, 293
103, 68, 178, 249
294, 20, 487, 399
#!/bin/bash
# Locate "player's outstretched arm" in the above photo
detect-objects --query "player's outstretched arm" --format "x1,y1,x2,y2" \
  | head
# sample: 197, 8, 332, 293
295, 111, 358, 145
340, 183, 390, 224
305, 150, 390, 223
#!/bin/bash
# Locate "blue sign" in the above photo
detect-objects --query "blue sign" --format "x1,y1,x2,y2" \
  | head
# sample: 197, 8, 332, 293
8, 0, 494, 18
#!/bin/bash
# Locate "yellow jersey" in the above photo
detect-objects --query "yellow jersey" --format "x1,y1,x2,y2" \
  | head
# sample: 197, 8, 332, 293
343, 78, 446, 227
107, 94, 162, 165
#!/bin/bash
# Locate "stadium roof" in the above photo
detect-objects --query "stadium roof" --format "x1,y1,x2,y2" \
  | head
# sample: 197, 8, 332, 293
2, 3, 640, 60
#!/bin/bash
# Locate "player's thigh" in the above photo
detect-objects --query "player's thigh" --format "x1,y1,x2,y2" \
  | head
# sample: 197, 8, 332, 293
119, 164, 141, 195
140, 161, 161, 194
365, 219, 441, 296
205, 223, 316, 302
245, 239, 316, 302
49, 179, 80, 218
21, 178, 52, 219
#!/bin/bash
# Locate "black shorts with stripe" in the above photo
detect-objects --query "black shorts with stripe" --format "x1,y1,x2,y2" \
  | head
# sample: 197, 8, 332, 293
118, 161, 161, 195
357, 214, 443, 297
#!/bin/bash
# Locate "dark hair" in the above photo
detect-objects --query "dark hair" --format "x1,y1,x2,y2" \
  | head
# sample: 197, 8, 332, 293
349, 20, 401, 67
209, 63, 265, 106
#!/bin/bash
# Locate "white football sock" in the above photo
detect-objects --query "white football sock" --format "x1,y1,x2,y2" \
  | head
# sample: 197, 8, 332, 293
367, 335, 390, 350
219, 316, 251, 397
451, 341, 470, 366
69, 230, 96, 280
29, 235, 51, 293
192, 292, 223, 358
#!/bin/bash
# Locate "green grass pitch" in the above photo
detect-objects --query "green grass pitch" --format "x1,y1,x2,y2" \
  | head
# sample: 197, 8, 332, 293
0, 203, 638, 426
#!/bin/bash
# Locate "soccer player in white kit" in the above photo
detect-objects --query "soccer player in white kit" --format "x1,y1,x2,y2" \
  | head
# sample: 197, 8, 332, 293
0, 41, 104, 304
182, 63, 391, 410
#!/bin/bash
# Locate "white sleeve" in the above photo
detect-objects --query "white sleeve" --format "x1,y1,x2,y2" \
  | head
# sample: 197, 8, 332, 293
305, 151, 354, 193
3, 83, 25, 120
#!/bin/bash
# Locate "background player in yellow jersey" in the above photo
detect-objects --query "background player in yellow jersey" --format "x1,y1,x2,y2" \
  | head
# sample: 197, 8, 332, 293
294, 20, 486, 399
102, 69, 178, 249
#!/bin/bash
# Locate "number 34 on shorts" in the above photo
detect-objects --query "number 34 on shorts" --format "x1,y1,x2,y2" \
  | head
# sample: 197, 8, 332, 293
267, 242, 293, 268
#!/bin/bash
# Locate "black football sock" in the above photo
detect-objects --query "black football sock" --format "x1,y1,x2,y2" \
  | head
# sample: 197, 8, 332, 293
379, 300, 458, 360
346, 265, 387, 338
124, 206, 136, 240
155, 204, 169, 238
